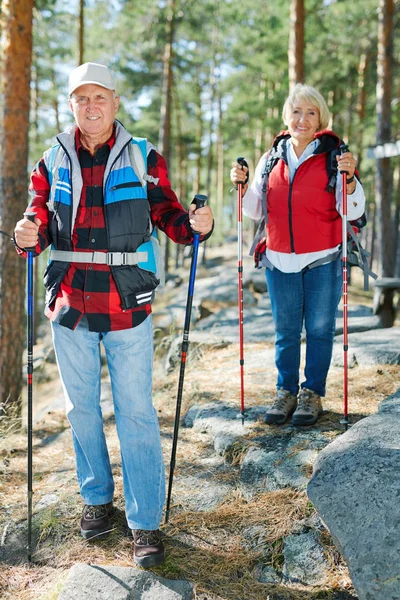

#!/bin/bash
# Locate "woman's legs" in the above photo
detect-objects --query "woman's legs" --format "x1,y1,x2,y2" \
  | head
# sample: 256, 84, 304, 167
302, 260, 342, 396
266, 267, 304, 396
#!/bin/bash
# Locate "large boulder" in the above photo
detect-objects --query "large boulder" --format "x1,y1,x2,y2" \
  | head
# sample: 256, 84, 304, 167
307, 388, 400, 600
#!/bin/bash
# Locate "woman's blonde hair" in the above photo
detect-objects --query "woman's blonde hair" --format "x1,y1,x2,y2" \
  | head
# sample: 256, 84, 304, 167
282, 83, 331, 130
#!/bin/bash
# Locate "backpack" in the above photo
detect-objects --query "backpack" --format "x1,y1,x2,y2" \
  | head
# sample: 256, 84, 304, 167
251, 134, 376, 290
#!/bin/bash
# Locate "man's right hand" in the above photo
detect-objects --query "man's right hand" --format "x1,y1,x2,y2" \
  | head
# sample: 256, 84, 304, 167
14, 216, 41, 249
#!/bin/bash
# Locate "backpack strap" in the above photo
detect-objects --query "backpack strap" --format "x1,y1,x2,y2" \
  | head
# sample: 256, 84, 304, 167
346, 224, 377, 291
128, 138, 159, 187
326, 145, 340, 193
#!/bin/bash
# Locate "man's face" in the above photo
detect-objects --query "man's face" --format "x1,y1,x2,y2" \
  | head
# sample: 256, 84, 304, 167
69, 83, 120, 142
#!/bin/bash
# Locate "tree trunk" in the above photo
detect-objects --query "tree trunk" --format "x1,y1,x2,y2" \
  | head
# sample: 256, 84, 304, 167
375, 0, 395, 327
0, 0, 34, 419
288, 0, 305, 91
158, 0, 176, 274
355, 50, 370, 170
78, 0, 85, 65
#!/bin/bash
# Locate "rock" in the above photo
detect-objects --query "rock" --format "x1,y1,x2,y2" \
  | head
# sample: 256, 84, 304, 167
283, 532, 329, 585
332, 327, 400, 366
307, 388, 400, 600
58, 563, 194, 600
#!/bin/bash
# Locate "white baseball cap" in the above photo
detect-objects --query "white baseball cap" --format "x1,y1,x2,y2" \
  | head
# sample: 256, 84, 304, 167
68, 62, 116, 96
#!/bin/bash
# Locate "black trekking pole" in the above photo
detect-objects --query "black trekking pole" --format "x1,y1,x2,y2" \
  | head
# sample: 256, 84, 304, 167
24, 211, 36, 562
165, 194, 207, 524
338, 145, 350, 431
236, 157, 249, 424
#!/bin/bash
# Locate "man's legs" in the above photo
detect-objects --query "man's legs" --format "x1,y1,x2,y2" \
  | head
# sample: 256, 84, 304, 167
51, 320, 114, 505
103, 315, 165, 532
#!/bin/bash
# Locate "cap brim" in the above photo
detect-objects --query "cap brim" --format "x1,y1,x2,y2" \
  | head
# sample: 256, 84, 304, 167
69, 81, 116, 96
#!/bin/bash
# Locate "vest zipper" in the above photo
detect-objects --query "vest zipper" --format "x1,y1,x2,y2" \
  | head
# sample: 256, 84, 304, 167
287, 153, 317, 254
104, 139, 144, 311
288, 172, 296, 253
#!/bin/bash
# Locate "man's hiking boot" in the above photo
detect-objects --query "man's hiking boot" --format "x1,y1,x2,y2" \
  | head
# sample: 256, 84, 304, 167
265, 388, 297, 425
292, 388, 323, 426
133, 529, 165, 568
80, 502, 113, 540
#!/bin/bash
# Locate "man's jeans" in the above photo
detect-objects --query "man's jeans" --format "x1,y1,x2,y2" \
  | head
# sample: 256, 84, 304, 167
266, 259, 342, 397
51, 315, 165, 530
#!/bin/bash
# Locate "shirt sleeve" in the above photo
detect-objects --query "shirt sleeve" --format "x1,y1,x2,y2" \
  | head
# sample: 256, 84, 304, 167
242, 154, 267, 220
17, 159, 51, 257
147, 149, 212, 244
335, 172, 366, 221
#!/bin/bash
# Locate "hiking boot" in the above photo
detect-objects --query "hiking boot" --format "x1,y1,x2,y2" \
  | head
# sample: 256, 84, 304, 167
133, 529, 165, 568
265, 388, 297, 425
80, 502, 113, 540
292, 388, 323, 426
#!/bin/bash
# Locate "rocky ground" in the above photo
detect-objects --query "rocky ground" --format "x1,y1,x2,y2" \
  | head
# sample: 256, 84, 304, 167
0, 242, 399, 600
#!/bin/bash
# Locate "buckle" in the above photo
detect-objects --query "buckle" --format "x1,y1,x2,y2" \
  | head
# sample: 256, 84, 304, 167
106, 252, 129, 266
106, 252, 121, 266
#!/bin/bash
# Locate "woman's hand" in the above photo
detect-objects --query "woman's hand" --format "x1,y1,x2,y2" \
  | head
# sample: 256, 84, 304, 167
336, 152, 356, 180
230, 161, 249, 187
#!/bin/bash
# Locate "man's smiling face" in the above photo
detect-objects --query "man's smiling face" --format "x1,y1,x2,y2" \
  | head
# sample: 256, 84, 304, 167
69, 83, 120, 144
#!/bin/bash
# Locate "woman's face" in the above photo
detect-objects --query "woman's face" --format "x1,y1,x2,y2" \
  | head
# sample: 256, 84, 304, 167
286, 99, 320, 146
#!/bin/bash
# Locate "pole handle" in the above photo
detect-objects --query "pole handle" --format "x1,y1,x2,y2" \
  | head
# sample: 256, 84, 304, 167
23, 211, 37, 253
192, 193, 207, 209
339, 143, 350, 174
190, 194, 208, 235
237, 157, 249, 184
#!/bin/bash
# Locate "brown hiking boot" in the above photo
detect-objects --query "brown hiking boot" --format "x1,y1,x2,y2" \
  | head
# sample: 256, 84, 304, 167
292, 388, 323, 426
265, 388, 297, 425
80, 502, 113, 540
133, 529, 165, 568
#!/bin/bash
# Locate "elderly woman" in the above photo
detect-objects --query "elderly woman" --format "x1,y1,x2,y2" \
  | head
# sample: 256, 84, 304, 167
230, 83, 365, 426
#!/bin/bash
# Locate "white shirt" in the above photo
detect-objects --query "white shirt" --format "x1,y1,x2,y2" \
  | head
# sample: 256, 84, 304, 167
243, 138, 366, 273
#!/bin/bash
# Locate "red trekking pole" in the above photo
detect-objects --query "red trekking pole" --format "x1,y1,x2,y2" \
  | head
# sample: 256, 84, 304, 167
236, 157, 249, 424
339, 144, 350, 431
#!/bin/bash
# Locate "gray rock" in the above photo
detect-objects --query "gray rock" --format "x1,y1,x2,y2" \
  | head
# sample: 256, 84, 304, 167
307, 388, 400, 600
256, 564, 282, 584
58, 564, 194, 600
283, 532, 329, 585
240, 446, 317, 493
332, 327, 400, 366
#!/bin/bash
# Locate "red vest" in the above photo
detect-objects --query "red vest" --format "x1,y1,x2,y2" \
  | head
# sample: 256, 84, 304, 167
267, 146, 342, 254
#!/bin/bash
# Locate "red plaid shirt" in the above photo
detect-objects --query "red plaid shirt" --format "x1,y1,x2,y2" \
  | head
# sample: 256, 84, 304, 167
26, 127, 200, 332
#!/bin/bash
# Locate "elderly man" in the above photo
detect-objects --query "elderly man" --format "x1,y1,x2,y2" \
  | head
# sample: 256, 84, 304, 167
14, 62, 214, 567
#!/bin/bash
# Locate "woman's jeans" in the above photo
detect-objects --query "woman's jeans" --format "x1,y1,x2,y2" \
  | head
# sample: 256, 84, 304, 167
265, 259, 342, 397
51, 315, 165, 530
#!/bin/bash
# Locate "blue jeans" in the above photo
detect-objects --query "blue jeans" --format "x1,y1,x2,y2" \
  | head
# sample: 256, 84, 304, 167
51, 315, 165, 530
265, 259, 342, 397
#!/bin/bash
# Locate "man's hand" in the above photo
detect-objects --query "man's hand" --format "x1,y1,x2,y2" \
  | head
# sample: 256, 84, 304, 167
188, 204, 214, 235
14, 215, 41, 249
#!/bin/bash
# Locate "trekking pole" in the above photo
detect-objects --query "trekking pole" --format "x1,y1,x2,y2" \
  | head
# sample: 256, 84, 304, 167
165, 194, 207, 524
236, 157, 249, 425
338, 145, 350, 431
24, 211, 36, 562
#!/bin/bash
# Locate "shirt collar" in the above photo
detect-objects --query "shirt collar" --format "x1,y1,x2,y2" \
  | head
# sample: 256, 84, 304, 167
75, 125, 116, 153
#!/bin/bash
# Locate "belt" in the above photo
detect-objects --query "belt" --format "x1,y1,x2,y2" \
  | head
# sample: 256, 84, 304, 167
49, 249, 148, 266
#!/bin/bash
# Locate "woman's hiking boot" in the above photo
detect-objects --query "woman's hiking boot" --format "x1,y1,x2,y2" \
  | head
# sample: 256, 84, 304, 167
132, 529, 165, 568
292, 388, 323, 426
80, 502, 113, 540
265, 388, 297, 425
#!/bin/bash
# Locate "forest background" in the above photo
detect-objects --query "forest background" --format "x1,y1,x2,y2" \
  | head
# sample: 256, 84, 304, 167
0, 0, 399, 419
